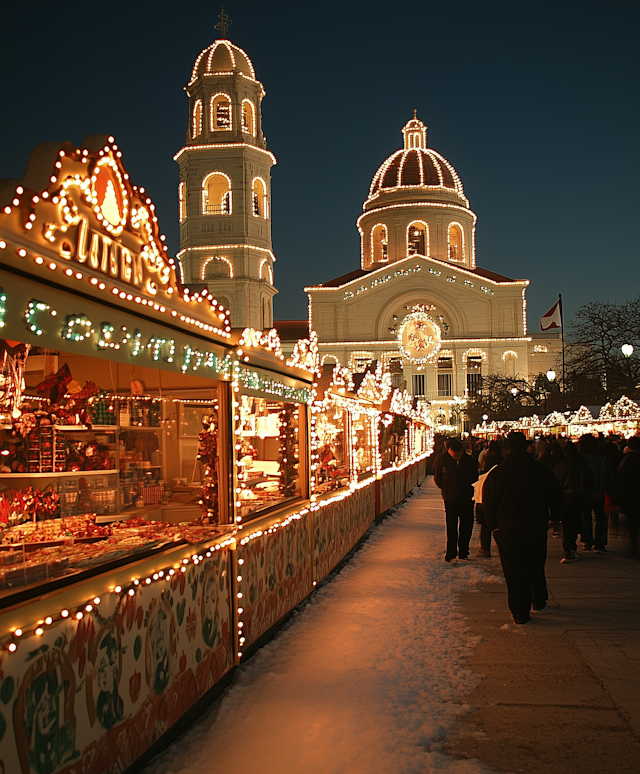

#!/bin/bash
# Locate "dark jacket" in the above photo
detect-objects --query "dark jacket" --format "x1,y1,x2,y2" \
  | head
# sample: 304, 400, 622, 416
483, 451, 563, 534
616, 451, 640, 513
554, 454, 594, 506
434, 453, 478, 501
581, 453, 613, 500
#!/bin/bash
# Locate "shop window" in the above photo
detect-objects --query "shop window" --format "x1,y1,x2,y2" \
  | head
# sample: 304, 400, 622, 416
352, 409, 374, 481
251, 177, 268, 218
379, 414, 408, 469
236, 396, 304, 521
242, 99, 255, 135
192, 100, 203, 138
202, 172, 232, 215
448, 223, 464, 261
412, 373, 425, 396
371, 224, 388, 264
407, 222, 428, 256
211, 94, 232, 131
314, 400, 350, 493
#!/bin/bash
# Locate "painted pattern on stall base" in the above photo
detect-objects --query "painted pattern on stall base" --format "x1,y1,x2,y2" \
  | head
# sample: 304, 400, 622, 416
0, 551, 233, 774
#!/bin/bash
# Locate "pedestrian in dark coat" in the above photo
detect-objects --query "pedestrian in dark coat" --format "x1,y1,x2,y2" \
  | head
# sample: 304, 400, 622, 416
579, 433, 614, 554
554, 442, 594, 562
483, 432, 563, 624
433, 438, 478, 562
616, 436, 640, 557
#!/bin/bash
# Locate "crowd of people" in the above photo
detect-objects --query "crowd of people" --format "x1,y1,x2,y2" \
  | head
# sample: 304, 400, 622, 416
431, 431, 640, 625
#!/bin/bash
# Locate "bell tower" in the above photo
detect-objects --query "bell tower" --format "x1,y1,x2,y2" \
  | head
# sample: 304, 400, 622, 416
175, 15, 277, 330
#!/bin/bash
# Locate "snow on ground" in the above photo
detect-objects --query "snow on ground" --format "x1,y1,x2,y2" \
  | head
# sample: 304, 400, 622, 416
146, 479, 493, 774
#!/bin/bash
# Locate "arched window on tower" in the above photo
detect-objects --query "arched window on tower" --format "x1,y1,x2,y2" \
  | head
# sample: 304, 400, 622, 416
371, 224, 388, 264
192, 100, 203, 138
251, 177, 268, 218
201, 256, 233, 280
202, 172, 232, 215
448, 223, 464, 261
407, 221, 428, 257
178, 181, 186, 223
210, 94, 232, 131
242, 99, 256, 136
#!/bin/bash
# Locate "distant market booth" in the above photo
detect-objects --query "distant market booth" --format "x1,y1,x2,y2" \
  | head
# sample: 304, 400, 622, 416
0, 138, 433, 774
473, 396, 640, 438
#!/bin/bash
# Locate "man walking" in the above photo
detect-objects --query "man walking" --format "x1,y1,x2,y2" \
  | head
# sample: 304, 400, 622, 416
434, 438, 478, 562
483, 431, 563, 625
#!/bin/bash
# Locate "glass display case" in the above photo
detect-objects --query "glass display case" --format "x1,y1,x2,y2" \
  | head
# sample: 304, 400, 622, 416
236, 396, 304, 521
351, 408, 375, 480
313, 400, 350, 493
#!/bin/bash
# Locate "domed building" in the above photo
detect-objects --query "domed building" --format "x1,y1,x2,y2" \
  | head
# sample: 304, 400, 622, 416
174, 38, 277, 329
305, 116, 559, 426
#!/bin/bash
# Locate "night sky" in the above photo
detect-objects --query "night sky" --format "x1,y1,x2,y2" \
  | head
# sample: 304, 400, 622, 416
1, 1, 638, 329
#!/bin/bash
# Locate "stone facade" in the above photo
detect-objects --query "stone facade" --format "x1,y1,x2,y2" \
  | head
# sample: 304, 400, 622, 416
305, 117, 562, 425
175, 39, 277, 329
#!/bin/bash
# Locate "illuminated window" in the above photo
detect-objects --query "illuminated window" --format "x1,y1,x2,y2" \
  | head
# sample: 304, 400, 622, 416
251, 177, 268, 218
202, 172, 232, 215
192, 100, 203, 138
178, 181, 186, 223
236, 396, 304, 522
242, 99, 255, 135
448, 223, 464, 261
407, 221, 428, 257
314, 400, 350, 493
210, 94, 232, 131
371, 224, 388, 264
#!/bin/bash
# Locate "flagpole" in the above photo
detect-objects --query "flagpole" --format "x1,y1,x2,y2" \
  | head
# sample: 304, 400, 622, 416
559, 293, 565, 395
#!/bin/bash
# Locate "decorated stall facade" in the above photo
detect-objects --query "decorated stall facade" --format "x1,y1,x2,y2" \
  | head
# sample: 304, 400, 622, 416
0, 137, 433, 774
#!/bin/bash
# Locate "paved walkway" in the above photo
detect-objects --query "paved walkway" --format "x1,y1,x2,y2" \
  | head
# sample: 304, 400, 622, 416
144, 478, 640, 774
441, 476, 640, 773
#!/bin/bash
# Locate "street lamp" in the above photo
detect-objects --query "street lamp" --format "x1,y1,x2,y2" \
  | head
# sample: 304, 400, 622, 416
482, 414, 488, 421
622, 344, 634, 358
544, 371, 556, 415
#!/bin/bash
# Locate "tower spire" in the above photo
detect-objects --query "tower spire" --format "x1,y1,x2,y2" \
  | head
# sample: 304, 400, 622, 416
214, 6, 232, 37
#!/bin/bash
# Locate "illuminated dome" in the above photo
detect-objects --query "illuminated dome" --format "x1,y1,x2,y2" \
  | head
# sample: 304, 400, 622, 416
189, 39, 256, 84
366, 116, 465, 206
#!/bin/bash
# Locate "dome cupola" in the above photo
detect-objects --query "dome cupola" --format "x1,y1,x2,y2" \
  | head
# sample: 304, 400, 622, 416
357, 114, 476, 271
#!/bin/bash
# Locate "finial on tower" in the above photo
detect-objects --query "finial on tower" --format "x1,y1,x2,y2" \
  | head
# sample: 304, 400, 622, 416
214, 6, 232, 37
413, 108, 417, 119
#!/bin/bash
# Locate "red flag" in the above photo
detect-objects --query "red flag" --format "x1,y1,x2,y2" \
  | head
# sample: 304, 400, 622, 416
540, 299, 562, 331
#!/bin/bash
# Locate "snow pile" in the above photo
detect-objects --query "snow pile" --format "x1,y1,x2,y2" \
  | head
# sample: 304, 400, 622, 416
146, 481, 492, 774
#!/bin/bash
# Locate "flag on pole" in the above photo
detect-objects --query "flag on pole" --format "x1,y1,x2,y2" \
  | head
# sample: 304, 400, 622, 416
540, 298, 562, 331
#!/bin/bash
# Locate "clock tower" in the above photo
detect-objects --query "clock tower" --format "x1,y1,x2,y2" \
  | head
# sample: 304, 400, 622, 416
175, 20, 277, 330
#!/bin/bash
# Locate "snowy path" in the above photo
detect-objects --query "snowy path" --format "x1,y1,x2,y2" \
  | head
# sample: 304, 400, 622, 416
146, 479, 497, 774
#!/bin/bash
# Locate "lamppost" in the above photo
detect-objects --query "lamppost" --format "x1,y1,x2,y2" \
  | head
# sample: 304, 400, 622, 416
545, 370, 556, 415
621, 345, 634, 393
